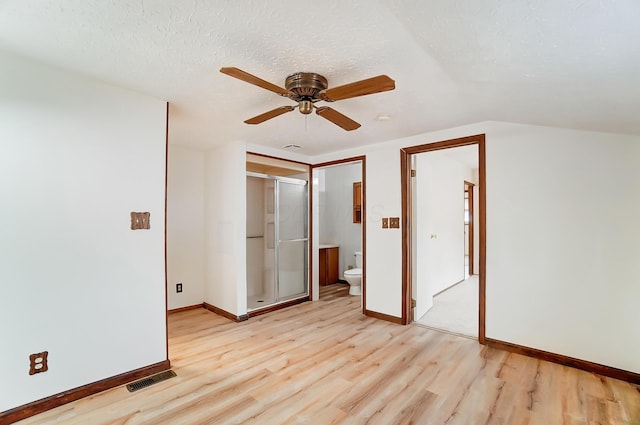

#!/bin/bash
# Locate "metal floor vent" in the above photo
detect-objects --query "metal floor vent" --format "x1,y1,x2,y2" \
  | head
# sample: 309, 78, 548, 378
126, 370, 176, 392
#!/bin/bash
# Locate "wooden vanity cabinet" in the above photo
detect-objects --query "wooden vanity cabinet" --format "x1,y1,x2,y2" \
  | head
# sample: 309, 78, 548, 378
319, 246, 339, 286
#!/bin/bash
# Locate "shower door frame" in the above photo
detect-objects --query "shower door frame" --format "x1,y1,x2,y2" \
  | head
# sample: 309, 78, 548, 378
247, 172, 310, 314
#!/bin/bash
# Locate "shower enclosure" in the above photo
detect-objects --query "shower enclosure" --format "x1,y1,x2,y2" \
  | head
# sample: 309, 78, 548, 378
246, 173, 309, 310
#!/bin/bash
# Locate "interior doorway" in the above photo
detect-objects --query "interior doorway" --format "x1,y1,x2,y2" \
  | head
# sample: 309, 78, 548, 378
311, 157, 365, 309
400, 135, 486, 343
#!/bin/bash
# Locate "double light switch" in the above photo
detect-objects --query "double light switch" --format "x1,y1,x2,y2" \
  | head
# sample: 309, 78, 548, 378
382, 217, 400, 229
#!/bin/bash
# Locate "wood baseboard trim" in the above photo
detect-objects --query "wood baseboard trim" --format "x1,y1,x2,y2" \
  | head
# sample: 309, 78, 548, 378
364, 309, 403, 324
1, 360, 170, 424
247, 296, 310, 318
485, 338, 640, 385
168, 304, 203, 314
203, 302, 248, 322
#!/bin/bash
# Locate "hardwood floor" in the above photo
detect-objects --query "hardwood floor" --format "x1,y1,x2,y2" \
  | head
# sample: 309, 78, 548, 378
16, 283, 640, 424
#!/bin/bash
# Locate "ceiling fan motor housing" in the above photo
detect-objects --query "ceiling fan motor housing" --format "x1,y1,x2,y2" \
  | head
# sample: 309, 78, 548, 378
285, 72, 328, 115
285, 72, 328, 100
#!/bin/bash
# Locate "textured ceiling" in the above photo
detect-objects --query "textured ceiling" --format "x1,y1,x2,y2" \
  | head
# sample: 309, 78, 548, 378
1, 0, 639, 155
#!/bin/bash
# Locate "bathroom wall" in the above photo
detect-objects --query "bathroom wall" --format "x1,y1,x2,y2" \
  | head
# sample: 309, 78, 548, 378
167, 145, 205, 310
319, 162, 363, 275
0, 50, 167, 412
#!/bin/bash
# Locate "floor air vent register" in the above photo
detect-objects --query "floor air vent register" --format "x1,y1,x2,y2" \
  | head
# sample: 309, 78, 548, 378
126, 370, 177, 392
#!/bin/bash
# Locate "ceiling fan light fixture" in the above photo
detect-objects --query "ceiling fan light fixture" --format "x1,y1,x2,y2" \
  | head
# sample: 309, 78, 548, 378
376, 113, 392, 121
299, 100, 313, 115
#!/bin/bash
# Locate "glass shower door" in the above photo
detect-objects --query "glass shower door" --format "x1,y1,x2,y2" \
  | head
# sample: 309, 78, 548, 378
276, 178, 308, 300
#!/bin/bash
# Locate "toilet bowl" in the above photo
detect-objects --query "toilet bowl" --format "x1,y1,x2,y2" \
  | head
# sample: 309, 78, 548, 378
343, 269, 362, 295
343, 251, 362, 295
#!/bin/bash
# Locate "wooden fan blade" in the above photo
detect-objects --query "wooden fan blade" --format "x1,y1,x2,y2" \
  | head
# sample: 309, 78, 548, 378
220, 67, 290, 96
316, 107, 361, 131
320, 75, 395, 101
245, 106, 295, 124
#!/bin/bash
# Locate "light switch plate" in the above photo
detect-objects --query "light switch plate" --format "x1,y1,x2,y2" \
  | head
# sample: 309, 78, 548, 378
390, 217, 400, 228
382, 218, 389, 228
131, 212, 150, 230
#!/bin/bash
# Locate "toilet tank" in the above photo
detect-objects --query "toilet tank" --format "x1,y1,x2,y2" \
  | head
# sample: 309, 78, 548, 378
354, 251, 362, 268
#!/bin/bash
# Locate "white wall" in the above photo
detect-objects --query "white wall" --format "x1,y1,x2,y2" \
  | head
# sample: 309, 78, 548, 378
319, 163, 362, 275
311, 121, 640, 374
167, 145, 205, 310
414, 151, 468, 319
0, 51, 167, 412
485, 123, 640, 373
364, 147, 404, 317
204, 142, 247, 316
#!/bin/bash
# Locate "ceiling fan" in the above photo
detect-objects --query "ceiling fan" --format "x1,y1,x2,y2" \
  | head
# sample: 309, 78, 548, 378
220, 67, 395, 131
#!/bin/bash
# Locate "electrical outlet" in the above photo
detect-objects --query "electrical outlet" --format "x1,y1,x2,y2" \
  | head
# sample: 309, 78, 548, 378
29, 351, 48, 375
382, 217, 389, 228
176, 283, 183, 293
390, 217, 400, 228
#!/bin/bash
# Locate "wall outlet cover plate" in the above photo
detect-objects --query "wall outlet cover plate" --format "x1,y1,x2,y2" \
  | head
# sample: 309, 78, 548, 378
29, 351, 48, 375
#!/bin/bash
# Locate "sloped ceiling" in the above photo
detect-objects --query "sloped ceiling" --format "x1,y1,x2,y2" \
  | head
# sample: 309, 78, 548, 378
1, 0, 639, 155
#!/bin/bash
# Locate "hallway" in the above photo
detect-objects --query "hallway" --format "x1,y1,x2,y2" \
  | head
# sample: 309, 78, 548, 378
416, 275, 478, 338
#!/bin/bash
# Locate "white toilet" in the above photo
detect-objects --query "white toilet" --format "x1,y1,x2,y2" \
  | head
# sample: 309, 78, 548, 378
343, 251, 362, 295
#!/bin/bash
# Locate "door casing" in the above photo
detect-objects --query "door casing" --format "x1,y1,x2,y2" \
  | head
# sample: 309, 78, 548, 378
400, 134, 486, 343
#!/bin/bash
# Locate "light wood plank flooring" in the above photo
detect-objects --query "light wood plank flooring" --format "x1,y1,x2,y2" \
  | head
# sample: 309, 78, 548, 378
17, 283, 640, 424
